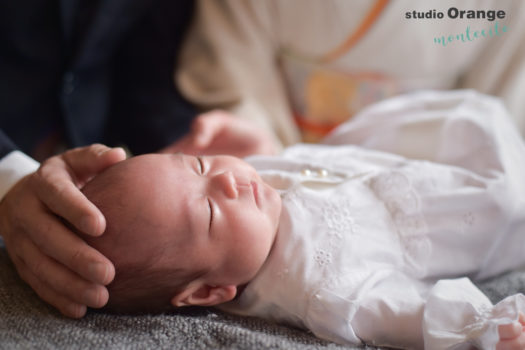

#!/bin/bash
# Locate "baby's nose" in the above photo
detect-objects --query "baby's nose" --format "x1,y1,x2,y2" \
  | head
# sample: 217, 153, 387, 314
212, 171, 238, 199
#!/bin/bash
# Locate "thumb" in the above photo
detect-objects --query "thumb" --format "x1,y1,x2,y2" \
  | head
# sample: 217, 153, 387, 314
32, 144, 126, 237
62, 144, 126, 184
191, 111, 229, 149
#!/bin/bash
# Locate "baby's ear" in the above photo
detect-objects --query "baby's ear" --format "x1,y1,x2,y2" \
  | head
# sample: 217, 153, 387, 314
171, 282, 237, 307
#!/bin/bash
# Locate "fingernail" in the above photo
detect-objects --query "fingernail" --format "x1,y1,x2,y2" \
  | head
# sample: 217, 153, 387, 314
94, 145, 112, 156
80, 214, 104, 236
79, 215, 94, 235
89, 262, 112, 284
83, 288, 104, 308
68, 304, 87, 319
111, 147, 127, 158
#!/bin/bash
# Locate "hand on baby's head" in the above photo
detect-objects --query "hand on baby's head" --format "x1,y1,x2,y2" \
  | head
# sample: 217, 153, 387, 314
81, 153, 281, 314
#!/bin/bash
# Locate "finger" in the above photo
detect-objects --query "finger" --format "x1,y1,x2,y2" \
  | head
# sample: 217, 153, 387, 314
497, 333, 525, 350
519, 312, 525, 326
61, 145, 126, 234
499, 322, 522, 340
36, 145, 125, 236
23, 210, 115, 285
191, 111, 229, 149
18, 265, 88, 318
33, 166, 104, 236
63, 144, 126, 184
10, 243, 88, 318
15, 236, 109, 308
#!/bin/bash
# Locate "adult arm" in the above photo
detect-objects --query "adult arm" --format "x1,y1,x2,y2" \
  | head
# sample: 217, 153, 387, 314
0, 129, 16, 158
0, 143, 125, 318
176, 0, 296, 148
0, 129, 39, 199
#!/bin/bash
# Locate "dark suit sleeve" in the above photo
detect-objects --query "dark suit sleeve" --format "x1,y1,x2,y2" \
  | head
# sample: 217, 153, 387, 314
107, 0, 197, 154
0, 129, 17, 159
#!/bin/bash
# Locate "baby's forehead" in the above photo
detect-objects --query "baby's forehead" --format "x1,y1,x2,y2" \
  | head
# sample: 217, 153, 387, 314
82, 154, 199, 262
105, 154, 192, 220
115, 154, 189, 187
131, 154, 200, 229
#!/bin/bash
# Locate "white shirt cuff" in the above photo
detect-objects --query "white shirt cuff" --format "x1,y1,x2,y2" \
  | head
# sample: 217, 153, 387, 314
0, 151, 40, 200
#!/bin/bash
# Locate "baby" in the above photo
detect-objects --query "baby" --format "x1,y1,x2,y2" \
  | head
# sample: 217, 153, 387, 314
82, 151, 281, 313
82, 91, 525, 350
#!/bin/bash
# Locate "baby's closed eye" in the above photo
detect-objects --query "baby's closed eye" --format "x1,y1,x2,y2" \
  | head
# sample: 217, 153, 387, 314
197, 156, 205, 174
207, 198, 214, 231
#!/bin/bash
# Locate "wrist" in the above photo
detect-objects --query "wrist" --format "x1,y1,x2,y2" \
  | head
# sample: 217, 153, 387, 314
0, 151, 39, 200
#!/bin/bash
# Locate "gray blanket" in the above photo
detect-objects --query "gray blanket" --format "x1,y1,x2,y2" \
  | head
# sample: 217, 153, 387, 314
2, 244, 525, 350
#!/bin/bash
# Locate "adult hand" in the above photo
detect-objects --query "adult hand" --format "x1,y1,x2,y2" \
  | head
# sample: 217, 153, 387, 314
0, 144, 126, 318
162, 110, 279, 157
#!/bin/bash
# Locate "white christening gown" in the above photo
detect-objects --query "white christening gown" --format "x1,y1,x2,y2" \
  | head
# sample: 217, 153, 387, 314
222, 90, 525, 350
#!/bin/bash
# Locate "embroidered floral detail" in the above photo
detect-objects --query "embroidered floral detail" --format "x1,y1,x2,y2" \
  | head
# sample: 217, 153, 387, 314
393, 212, 427, 237
284, 183, 360, 274
370, 170, 430, 276
385, 190, 419, 214
314, 249, 332, 267
322, 199, 360, 240
371, 171, 410, 197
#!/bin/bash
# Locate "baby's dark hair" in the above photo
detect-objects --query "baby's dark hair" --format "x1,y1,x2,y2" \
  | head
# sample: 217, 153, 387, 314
101, 261, 205, 314
101, 262, 203, 314
80, 160, 206, 314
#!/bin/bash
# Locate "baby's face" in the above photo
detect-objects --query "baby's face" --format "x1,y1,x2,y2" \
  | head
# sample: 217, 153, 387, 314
115, 153, 282, 287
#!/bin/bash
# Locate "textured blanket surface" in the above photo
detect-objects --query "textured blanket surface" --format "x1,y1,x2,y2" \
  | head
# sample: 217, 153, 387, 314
2, 245, 525, 350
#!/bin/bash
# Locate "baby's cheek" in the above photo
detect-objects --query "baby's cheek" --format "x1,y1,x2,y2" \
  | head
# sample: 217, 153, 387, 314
233, 218, 272, 277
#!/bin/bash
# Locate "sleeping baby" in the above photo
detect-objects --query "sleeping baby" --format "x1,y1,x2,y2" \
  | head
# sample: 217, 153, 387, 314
81, 91, 525, 350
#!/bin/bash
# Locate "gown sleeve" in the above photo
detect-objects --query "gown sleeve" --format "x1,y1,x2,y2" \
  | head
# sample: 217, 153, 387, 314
306, 271, 428, 349
306, 272, 525, 349
424, 278, 525, 350
322, 90, 525, 178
